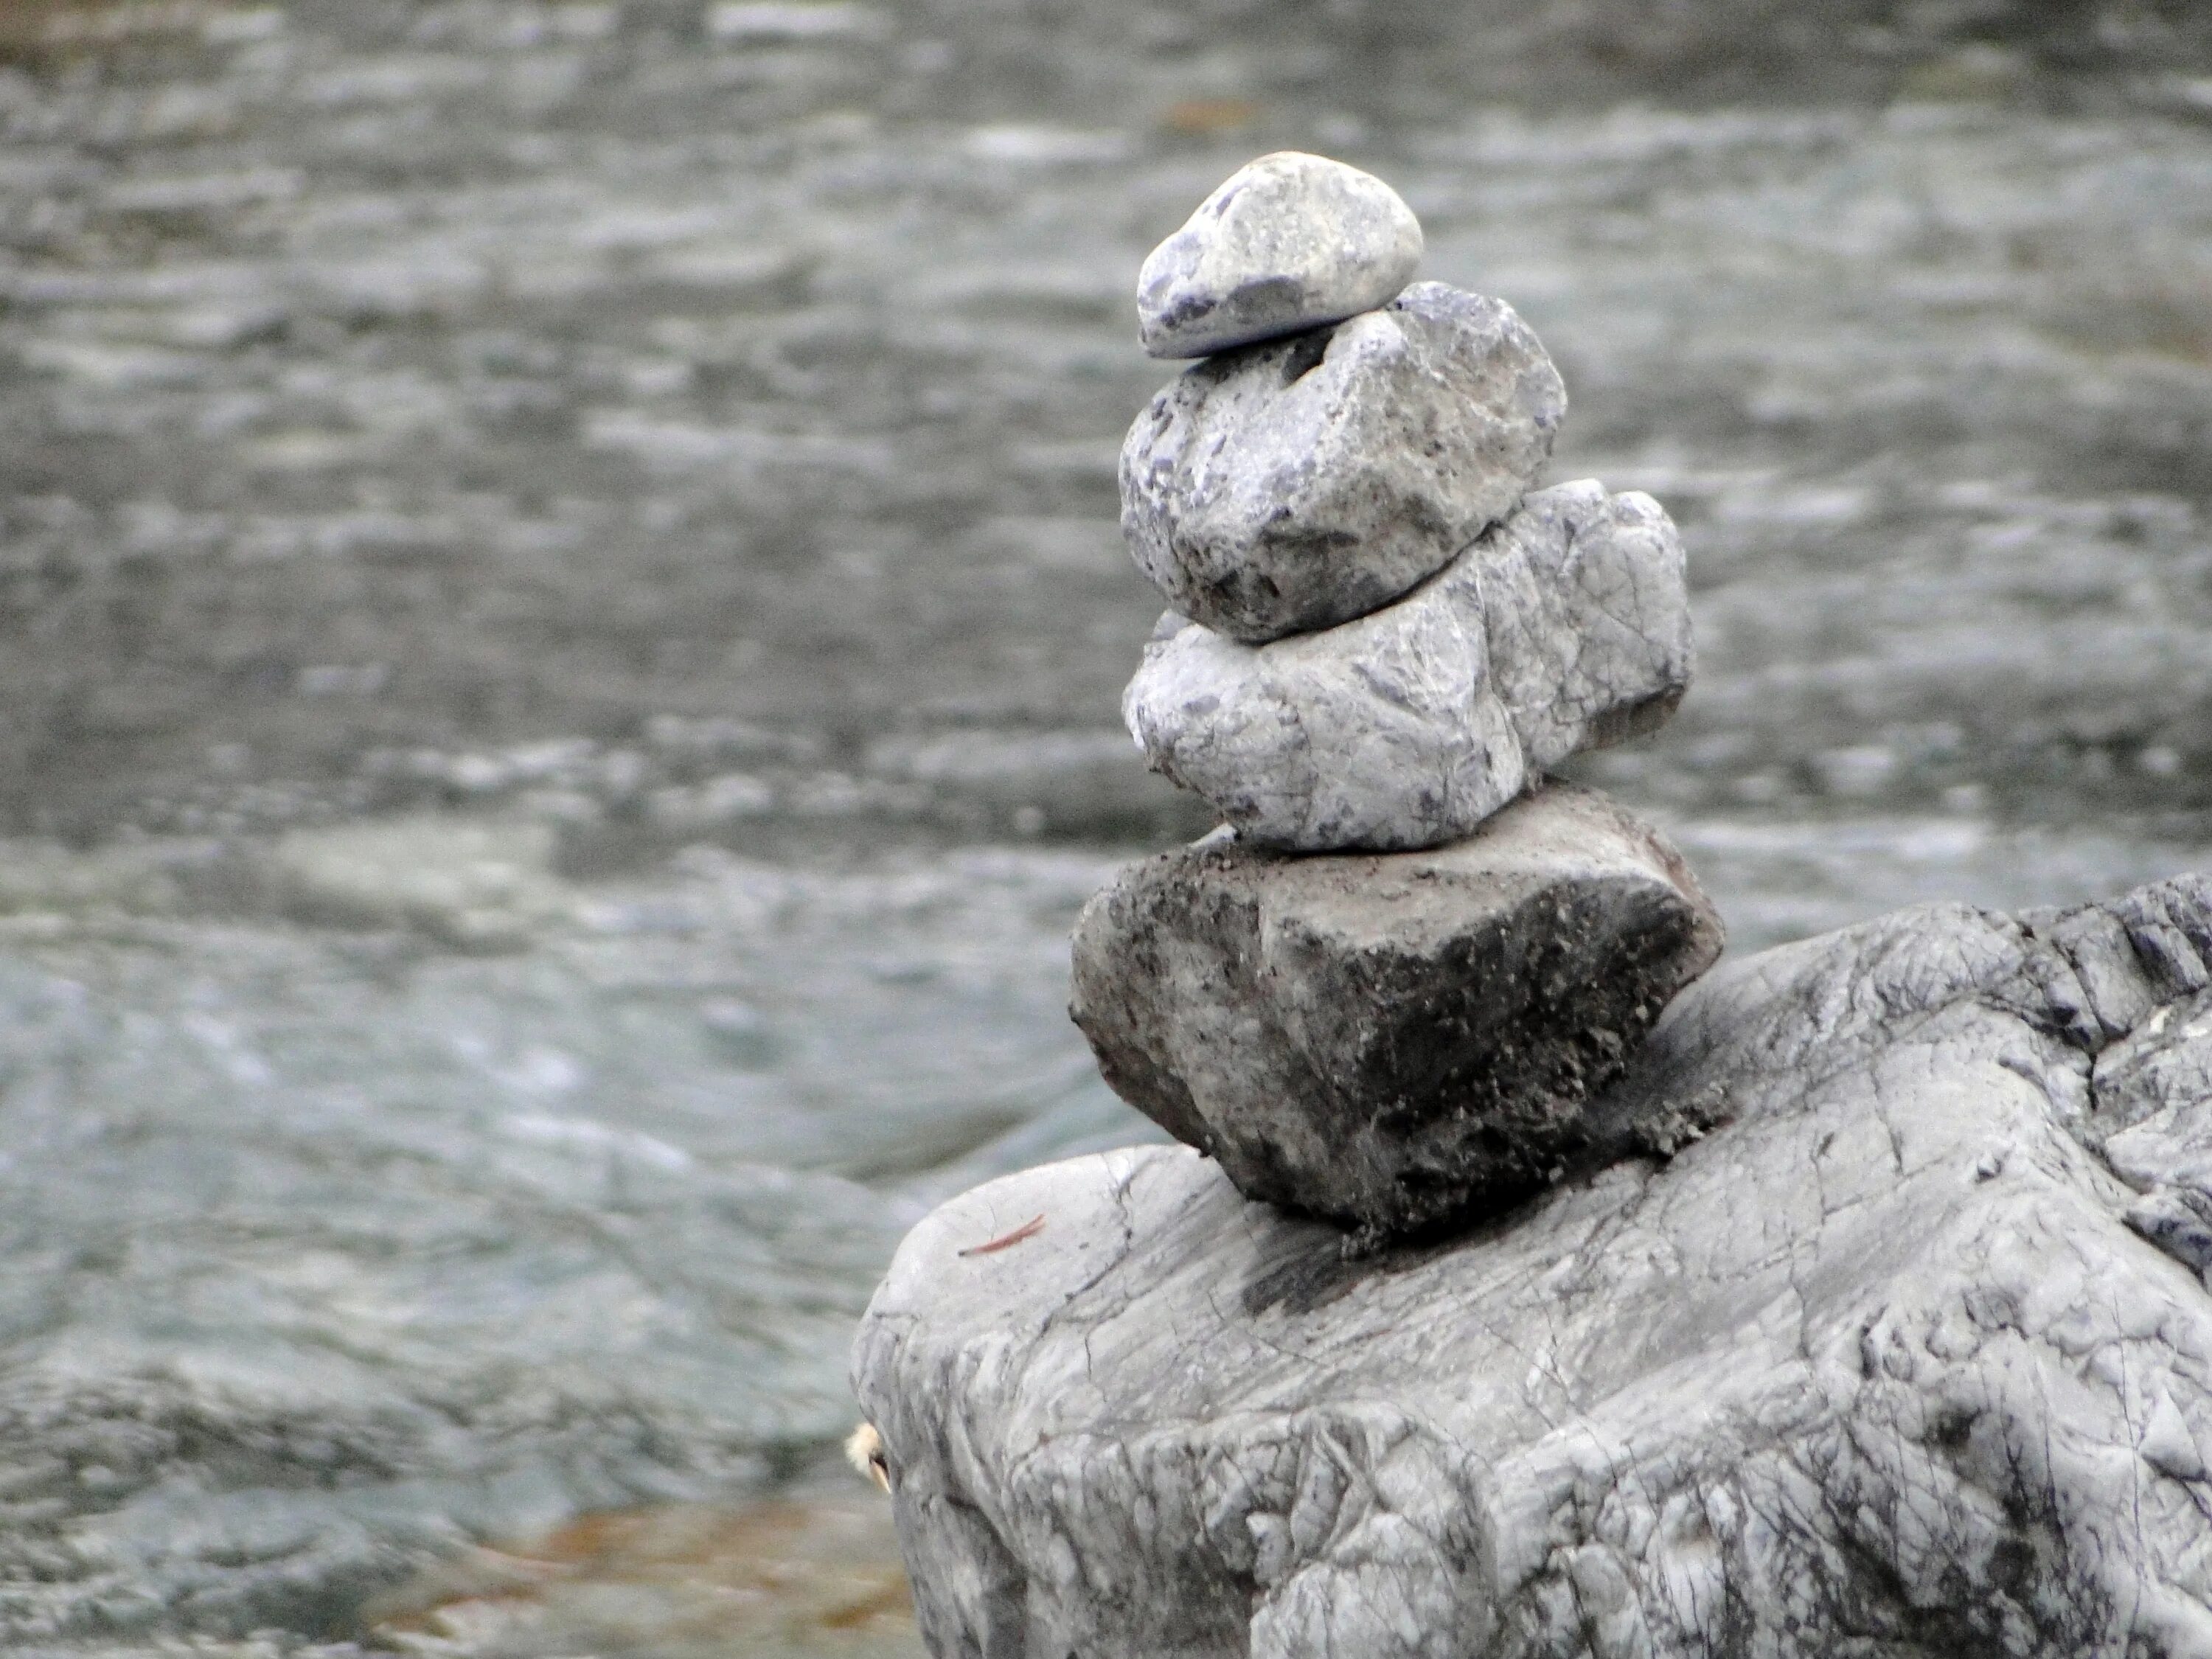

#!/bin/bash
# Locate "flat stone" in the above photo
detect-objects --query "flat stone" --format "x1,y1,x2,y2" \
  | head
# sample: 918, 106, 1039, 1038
1068, 782, 1725, 1237
857, 874, 2212, 1659
1135, 150, 1423, 359
1122, 281, 1566, 642
1123, 479, 1690, 851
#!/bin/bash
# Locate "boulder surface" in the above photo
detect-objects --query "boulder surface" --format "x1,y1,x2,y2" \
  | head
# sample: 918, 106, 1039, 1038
1121, 282, 1566, 643
1135, 150, 1423, 359
1124, 479, 1691, 851
1069, 782, 1725, 1237
859, 873, 2212, 1659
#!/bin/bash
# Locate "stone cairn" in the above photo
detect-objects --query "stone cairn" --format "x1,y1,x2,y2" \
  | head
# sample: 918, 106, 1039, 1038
1071, 151, 1728, 1242
854, 153, 2212, 1655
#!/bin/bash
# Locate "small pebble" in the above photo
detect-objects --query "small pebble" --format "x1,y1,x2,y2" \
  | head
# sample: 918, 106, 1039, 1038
1136, 150, 1423, 358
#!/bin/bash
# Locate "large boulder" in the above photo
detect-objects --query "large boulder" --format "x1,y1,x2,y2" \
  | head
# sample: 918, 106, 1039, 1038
856, 873, 2212, 1659
1121, 282, 1566, 644
1068, 782, 1725, 1238
1124, 480, 1691, 852
1135, 150, 1423, 360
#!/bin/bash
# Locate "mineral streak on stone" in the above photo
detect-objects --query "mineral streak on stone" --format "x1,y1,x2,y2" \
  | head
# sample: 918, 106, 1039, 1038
1122, 282, 1567, 643
859, 874, 2212, 1659
1135, 150, 1424, 360
1124, 480, 1691, 851
1068, 782, 1725, 1238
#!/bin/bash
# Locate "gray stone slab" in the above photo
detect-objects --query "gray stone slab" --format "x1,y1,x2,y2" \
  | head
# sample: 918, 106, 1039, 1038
1123, 480, 1691, 851
1068, 782, 1725, 1238
1135, 150, 1423, 359
1121, 282, 1566, 642
855, 873, 2212, 1659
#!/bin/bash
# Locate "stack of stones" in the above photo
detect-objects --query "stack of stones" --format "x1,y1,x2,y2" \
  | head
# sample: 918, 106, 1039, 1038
1071, 153, 1728, 1242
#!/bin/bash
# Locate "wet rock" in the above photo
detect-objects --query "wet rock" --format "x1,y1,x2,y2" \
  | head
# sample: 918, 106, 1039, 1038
271, 817, 571, 950
1068, 782, 1724, 1237
1122, 282, 1565, 643
363, 1488, 917, 1657
1124, 480, 1691, 851
859, 874, 2212, 1659
1135, 151, 1423, 360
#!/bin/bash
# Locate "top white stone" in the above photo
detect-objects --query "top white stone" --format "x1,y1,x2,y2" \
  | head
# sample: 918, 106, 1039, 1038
1135, 152, 1423, 359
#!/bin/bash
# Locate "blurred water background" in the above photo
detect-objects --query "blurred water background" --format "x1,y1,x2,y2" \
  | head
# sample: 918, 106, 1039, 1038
1, 0, 2211, 1652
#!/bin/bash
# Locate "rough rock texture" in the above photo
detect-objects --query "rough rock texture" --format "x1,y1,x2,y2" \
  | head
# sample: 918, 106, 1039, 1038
1124, 480, 1690, 851
1069, 782, 1725, 1237
1121, 282, 1566, 643
1135, 150, 1424, 360
858, 872, 2212, 1659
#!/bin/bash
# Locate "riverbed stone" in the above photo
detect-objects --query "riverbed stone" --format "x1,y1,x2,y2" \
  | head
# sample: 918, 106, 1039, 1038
859, 873, 2212, 1659
1068, 782, 1725, 1237
1121, 282, 1566, 642
1123, 479, 1691, 851
1135, 151, 1424, 359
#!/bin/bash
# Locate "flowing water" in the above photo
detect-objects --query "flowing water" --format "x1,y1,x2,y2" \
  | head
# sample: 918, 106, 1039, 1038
1, 1, 2210, 1652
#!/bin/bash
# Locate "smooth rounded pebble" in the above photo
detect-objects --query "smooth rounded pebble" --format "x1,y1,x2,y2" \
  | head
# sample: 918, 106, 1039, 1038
1121, 282, 1566, 643
1135, 151, 1423, 358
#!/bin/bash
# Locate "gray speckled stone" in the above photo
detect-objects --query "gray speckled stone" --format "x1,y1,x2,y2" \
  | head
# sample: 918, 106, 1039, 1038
1123, 479, 1691, 852
1135, 151, 1423, 359
1122, 281, 1567, 643
858, 873, 2212, 1659
1068, 782, 1724, 1238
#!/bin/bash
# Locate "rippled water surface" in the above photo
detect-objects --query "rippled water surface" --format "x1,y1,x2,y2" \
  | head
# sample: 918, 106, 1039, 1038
1, 0, 2211, 1651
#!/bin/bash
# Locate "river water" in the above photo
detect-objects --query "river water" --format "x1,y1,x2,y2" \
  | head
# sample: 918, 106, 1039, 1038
1, 1, 2210, 1652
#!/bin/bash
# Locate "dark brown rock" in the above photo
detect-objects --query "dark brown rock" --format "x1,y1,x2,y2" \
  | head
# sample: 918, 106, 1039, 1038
1068, 781, 1725, 1238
